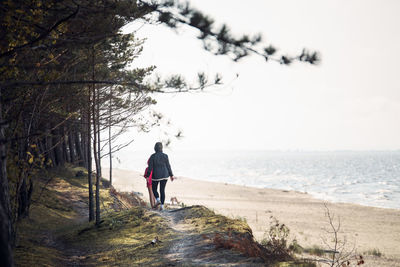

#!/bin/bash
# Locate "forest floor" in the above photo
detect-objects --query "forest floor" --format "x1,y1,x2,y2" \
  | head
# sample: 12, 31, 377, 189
13, 165, 318, 266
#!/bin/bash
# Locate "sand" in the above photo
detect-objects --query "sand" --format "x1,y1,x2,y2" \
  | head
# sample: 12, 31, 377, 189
104, 168, 400, 266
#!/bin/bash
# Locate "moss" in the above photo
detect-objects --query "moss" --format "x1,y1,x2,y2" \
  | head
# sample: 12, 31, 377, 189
68, 208, 166, 245
61, 208, 176, 266
182, 205, 253, 236
14, 243, 62, 267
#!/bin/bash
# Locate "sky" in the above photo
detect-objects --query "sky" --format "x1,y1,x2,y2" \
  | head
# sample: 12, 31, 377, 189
120, 0, 400, 152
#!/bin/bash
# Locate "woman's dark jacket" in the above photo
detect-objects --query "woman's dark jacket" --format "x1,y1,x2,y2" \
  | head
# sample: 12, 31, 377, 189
146, 152, 173, 180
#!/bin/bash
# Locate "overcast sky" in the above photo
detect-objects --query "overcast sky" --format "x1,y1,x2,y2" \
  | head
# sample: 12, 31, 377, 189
122, 0, 400, 151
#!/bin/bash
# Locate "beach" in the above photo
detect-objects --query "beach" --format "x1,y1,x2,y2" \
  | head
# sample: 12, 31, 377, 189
105, 168, 400, 266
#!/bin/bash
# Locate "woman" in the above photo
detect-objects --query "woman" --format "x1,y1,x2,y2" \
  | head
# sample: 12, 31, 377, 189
145, 142, 174, 210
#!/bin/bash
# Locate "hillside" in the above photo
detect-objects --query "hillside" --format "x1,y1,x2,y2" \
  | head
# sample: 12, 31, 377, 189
14, 165, 315, 266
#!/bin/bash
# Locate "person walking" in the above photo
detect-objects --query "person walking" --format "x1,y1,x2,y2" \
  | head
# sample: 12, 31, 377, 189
145, 142, 174, 210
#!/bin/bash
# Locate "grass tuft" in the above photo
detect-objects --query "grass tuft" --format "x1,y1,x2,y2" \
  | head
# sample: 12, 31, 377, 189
365, 248, 383, 257
304, 245, 326, 256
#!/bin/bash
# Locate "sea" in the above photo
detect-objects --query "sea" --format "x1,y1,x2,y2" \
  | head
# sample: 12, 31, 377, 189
109, 150, 400, 210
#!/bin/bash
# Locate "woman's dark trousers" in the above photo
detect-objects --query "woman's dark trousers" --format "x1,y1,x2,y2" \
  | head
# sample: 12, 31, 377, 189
152, 180, 167, 204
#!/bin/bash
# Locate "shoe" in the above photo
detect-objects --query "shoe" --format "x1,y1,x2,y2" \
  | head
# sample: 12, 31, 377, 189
154, 199, 161, 208
160, 204, 164, 211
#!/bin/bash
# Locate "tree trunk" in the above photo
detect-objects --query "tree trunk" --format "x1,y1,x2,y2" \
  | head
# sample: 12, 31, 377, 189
0, 200, 13, 267
68, 131, 76, 164
108, 122, 112, 186
61, 126, 70, 163
81, 113, 88, 169
74, 131, 83, 166
93, 97, 100, 225
38, 138, 46, 159
17, 174, 33, 219
45, 123, 56, 167
87, 87, 94, 222
96, 84, 101, 179
97, 117, 101, 179
108, 89, 112, 186
92, 47, 101, 226
52, 127, 64, 166
0, 88, 14, 266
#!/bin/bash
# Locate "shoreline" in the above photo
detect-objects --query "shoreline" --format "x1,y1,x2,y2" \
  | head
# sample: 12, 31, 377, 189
104, 168, 400, 264
176, 176, 400, 212
109, 168, 400, 212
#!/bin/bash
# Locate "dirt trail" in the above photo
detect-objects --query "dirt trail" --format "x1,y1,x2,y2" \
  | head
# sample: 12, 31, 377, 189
43, 177, 264, 266
158, 208, 264, 267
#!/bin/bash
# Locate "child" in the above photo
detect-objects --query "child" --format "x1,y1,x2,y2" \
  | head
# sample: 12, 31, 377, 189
144, 159, 156, 208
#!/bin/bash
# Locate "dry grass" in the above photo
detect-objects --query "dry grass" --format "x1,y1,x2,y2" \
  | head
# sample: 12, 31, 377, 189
182, 205, 315, 266
108, 187, 147, 210
213, 231, 271, 261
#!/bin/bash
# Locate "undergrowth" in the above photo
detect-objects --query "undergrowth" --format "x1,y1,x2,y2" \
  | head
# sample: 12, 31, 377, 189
62, 207, 175, 266
14, 165, 88, 266
14, 165, 176, 266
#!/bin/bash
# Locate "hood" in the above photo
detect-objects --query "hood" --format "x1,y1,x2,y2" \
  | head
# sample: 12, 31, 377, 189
154, 142, 163, 153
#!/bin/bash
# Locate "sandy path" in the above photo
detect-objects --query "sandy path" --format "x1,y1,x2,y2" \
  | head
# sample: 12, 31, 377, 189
158, 207, 264, 266
162, 208, 215, 265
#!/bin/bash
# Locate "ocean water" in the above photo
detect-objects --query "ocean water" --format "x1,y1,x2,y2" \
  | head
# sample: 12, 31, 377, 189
111, 150, 400, 210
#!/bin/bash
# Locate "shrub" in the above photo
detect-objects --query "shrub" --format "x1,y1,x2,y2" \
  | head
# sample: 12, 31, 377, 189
261, 216, 292, 259
212, 231, 272, 263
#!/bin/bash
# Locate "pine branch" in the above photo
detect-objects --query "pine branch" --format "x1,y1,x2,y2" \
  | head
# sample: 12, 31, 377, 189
0, 5, 80, 58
